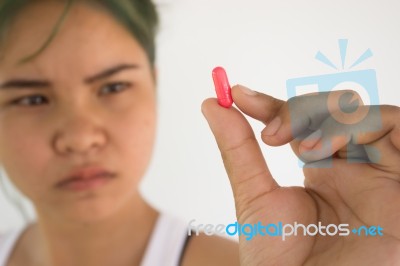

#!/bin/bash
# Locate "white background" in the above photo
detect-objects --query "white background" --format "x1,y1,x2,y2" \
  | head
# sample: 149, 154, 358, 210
1, 0, 400, 233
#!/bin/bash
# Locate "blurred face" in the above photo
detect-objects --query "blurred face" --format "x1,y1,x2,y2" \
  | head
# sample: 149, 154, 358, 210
0, 1, 157, 222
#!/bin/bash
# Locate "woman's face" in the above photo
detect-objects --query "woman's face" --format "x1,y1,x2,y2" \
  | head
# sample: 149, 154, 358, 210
0, 1, 157, 222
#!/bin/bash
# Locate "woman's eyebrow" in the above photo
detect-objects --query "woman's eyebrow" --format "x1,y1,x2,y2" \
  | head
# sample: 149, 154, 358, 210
0, 80, 51, 90
84, 63, 140, 84
0, 63, 140, 90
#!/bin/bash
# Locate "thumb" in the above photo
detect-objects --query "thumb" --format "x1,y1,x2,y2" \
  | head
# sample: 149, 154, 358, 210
201, 98, 279, 221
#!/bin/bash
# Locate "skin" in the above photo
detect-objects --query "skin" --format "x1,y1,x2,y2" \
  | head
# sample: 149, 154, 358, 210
0, 1, 239, 266
202, 86, 400, 265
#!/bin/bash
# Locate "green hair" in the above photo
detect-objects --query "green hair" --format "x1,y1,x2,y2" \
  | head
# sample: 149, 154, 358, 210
0, 0, 159, 65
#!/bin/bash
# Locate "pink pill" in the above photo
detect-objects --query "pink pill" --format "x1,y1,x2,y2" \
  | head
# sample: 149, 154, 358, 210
212, 66, 233, 108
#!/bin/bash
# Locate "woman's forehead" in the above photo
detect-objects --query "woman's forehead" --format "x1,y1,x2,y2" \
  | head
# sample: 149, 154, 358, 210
0, 1, 147, 77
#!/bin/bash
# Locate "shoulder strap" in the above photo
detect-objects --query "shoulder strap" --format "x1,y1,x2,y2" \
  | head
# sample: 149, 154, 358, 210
140, 213, 189, 266
0, 227, 25, 266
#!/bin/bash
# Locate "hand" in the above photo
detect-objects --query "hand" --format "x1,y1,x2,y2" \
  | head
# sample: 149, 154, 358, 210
201, 85, 400, 266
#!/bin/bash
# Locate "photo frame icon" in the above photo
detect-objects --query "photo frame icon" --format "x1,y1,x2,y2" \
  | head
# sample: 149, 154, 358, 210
287, 69, 380, 126
287, 69, 379, 106
286, 40, 382, 168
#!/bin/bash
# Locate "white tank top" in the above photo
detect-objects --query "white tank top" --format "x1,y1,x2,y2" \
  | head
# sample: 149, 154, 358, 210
0, 213, 190, 266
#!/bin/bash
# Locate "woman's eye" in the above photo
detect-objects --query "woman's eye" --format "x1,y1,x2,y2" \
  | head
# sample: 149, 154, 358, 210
11, 95, 48, 106
99, 82, 131, 95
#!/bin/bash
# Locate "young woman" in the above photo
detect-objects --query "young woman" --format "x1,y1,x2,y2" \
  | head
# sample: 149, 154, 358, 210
1, 1, 399, 265
0, 1, 239, 265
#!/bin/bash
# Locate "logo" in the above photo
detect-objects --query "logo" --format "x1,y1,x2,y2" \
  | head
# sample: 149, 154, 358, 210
188, 219, 384, 241
286, 39, 381, 167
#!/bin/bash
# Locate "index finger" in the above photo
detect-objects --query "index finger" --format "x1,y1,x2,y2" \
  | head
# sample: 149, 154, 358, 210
232, 86, 366, 148
201, 98, 279, 218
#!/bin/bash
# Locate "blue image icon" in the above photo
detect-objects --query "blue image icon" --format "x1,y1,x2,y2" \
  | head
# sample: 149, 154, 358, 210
286, 39, 381, 168
287, 69, 379, 105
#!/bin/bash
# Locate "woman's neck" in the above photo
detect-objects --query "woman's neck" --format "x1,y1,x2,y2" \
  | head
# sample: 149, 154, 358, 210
27, 191, 159, 266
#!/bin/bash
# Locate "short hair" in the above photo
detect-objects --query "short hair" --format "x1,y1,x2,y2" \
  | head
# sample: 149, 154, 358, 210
0, 0, 159, 65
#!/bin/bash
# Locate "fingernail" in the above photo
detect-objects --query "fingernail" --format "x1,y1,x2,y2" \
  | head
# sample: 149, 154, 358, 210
301, 130, 322, 149
264, 117, 281, 136
239, 85, 258, 96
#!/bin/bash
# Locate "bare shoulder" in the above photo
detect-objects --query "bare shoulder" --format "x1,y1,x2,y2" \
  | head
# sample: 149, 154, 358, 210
7, 223, 41, 266
5, 225, 33, 266
181, 233, 240, 266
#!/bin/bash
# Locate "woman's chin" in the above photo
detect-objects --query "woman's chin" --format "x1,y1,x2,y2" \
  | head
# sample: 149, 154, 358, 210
53, 197, 125, 225
36, 181, 138, 225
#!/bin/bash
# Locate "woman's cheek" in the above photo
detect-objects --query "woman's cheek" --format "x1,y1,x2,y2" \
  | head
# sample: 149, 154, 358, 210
0, 118, 50, 199
111, 95, 156, 176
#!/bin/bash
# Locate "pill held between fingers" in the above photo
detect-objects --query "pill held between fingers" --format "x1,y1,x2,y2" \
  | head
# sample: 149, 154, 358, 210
212, 66, 233, 108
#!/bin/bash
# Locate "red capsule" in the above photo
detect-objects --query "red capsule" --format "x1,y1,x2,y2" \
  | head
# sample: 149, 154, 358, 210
212, 66, 233, 108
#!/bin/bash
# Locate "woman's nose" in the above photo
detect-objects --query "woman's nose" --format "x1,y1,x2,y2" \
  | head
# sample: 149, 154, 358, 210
53, 111, 107, 156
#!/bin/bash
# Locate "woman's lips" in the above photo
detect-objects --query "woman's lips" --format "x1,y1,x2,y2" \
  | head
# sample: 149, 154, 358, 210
56, 166, 116, 191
